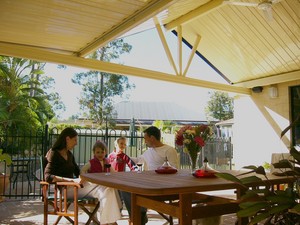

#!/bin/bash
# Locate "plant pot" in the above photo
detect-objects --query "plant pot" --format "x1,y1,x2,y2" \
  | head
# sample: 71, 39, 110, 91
0, 174, 10, 202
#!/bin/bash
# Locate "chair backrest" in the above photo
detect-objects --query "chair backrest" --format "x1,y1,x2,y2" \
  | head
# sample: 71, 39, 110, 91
39, 156, 48, 181
40, 154, 100, 225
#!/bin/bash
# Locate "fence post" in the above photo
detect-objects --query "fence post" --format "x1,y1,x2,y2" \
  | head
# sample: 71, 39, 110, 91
43, 124, 49, 156
105, 116, 108, 144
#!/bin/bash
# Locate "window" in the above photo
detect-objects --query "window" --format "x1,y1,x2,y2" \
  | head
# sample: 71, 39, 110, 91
290, 85, 300, 147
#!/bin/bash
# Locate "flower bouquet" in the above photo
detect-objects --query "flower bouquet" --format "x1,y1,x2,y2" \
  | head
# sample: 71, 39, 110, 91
175, 124, 213, 172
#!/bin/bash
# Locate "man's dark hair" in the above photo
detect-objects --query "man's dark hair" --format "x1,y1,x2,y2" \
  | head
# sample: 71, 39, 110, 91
144, 126, 161, 140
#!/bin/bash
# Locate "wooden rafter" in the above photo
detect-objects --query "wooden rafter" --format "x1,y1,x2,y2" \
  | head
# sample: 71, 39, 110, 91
79, 0, 177, 57
0, 42, 251, 95
154, 17, 179, 75
164, 0, 224, 30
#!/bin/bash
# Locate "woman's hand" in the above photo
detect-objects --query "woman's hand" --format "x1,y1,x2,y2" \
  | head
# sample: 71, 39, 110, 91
73, 177, 84, 188
73, 177, 82, 184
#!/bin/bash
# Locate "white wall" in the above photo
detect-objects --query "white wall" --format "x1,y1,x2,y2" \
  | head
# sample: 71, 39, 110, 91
233, 80, 300, 169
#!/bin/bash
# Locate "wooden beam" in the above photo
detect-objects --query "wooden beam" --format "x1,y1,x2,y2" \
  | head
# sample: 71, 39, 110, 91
164, 0, 224, 30
154, 17, 179, 75
178, 25, 183, 75
183, 35, 201, 77
233, 70, 300, 88
0, 42, 251, 95
79, 0, 177, 57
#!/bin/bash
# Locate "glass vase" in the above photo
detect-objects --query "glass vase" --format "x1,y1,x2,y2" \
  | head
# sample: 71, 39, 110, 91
187, 150, 201, 173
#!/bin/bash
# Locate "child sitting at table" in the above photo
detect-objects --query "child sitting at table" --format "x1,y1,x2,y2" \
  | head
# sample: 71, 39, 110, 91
81, 140, 122, 225
108, 136, 136, 172
81, 140, 112, 173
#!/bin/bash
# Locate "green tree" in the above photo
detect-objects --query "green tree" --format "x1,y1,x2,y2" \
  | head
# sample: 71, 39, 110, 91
72, 39, 135, 126
205, 91, 234, 121
39, 76, 66, 119
152, 120, 176, 134
0, 56, 64, 132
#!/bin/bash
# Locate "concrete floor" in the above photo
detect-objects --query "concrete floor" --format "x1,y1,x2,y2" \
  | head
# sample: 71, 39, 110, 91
0, 198, 242, 225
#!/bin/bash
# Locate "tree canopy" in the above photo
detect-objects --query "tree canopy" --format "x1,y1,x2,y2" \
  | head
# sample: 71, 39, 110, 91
72, 39, 135, 126
205, 91, 234, 121
0, 56, 64, 132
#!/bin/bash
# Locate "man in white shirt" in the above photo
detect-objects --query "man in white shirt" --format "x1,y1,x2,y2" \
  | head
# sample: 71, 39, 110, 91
122, 126, 179, 225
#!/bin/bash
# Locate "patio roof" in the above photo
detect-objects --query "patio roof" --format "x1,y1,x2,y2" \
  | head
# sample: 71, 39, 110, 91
0, 0, 299, 95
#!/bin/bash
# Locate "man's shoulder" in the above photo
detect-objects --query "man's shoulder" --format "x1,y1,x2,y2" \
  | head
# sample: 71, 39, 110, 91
162, 144, 176, 151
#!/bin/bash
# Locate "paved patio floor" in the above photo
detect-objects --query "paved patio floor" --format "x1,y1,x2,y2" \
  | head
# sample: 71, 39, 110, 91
0, 198, 241, 225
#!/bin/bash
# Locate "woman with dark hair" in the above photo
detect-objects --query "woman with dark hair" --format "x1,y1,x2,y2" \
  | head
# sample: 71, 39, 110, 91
44, 127, 121, 225
44, 127, 80, 183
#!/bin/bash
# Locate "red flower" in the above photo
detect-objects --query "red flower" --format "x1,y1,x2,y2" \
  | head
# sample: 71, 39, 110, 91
194, 136, 205, 147
175, 124, 212, 149
175, 135, 184, 146
199, 125, 208, 132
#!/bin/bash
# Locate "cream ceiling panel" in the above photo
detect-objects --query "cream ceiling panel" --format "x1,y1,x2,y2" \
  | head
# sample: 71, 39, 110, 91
0, 0, 299, 91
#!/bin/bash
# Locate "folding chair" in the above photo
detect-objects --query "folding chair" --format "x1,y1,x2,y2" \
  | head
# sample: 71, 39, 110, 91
40, 156, 100, 225
10, 157, 32, 191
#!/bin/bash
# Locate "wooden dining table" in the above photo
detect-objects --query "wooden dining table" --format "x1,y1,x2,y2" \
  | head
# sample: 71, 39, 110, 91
81, 169, 295, 225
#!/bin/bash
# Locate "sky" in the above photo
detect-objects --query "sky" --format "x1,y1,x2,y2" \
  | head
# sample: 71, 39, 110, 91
44, 28, 226, 120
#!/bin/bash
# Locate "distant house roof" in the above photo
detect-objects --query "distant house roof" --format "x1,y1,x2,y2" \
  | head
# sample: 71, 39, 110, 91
215, 118, 234, 127
114, 101, 206, 125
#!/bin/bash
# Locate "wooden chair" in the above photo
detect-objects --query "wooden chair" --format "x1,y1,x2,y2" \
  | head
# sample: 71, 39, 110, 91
40, 156, 100, 225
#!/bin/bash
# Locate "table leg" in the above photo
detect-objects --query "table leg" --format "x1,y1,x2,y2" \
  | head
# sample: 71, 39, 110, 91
178, 193, 192, 225
236, 188, 250, 225
131, 193, 141, 225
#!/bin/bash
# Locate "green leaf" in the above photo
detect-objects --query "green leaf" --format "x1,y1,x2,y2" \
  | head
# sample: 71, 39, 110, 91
291, 203, 300, 213
245, 188, 270, 198
240, 176, 262, 185
255, 166, 266, 176
281, 114, 300, 138
272, 171, 296, 176
249, 211, 271, 225
268, 204, 291, 214
238, 165, 266, 176
266, 195, 295, 205
290, 147, 300, 162
293, 167, 300, 174
273, 159, 293, 169
215, 172, 243, 184
237, 202, 269, 217
242, 165, 257, 170
240, 191, 260, 201
0, 149, 12, 165
239, 201, 264, 209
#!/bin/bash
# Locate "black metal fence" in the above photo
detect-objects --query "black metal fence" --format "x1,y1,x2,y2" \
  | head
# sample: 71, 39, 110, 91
0, 126, 232, 199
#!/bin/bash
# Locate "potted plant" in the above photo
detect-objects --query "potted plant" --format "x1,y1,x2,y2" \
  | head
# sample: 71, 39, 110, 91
0, 149, 12, 202
216, 123, 300, 224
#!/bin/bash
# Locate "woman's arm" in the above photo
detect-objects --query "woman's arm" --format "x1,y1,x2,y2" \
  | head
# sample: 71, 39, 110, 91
80, 162, 91, 174
44, 150, 82, 184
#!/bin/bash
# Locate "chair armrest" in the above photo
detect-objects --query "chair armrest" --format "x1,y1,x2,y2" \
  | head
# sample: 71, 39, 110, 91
40, 181, 50, 186
56, 181, 83, 188
40, 181, 82, 188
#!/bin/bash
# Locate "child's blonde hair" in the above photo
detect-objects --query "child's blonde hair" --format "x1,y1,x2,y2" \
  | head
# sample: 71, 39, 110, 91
114, 136, 126, 148
93, 140, 107, 153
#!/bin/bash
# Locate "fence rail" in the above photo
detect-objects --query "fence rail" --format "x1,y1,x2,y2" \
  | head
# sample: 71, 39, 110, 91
0, 126, 232, 199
